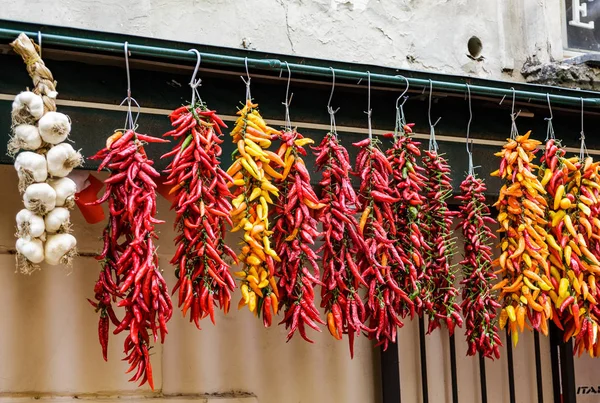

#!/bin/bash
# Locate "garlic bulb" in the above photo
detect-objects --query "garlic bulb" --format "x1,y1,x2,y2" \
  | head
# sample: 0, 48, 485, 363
23, 183, 56, 215
11, 91, 44, 124
16, 209, 45, 238
8, 124, 42, 155
46, 143, 83, 177
48, 177, 77, 208
44, 233, 77, 266
14, 151, 48, 192
45, 207, 71, 233
38, 112, 71, 144
16, 237, 44, 275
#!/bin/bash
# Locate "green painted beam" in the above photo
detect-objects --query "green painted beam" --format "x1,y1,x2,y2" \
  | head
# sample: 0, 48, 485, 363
0, 21, 599, 108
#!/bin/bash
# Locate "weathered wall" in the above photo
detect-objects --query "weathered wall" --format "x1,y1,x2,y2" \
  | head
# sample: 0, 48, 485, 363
0, 0, 567, 81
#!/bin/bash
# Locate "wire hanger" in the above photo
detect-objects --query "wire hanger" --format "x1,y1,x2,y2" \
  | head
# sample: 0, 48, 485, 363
580, 97, 587, 160
282, 62, 293, 132
545, 93, 555, 141
465, 84, 475, 175
365, 71, 373, 140
118, 42, 141, 131
509, 88, 519, 139
394, 75, 409, 136
242, 57, 252, 101
427, 80, 441, 152
188, 49, 203, 106
327, 67, 339, 135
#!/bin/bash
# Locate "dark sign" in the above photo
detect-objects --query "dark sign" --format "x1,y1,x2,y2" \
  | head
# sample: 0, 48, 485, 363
565, 0, 600, 52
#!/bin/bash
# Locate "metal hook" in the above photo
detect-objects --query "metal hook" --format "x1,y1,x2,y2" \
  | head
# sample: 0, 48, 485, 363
546, 93, 553, 121
37, 31, 42, 58
124, 42, 131, 101
241, 57, 252, 100
188, 49, 202, 105
327, 67, 336, 111
465, 84, 475, 174
365, 71, 373, 140
580, 97, 587, 160
282, 62, 293, 131
395, 75, 410, 110
428, 80, 441, 152
327, 67, 339, 135
544, 93, 555, 141
120, 42, 139, 131
394, 75, 410, 136
466, 84, 473, 153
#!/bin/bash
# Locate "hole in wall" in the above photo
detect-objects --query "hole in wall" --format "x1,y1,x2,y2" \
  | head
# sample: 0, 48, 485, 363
467, 36, 483, 58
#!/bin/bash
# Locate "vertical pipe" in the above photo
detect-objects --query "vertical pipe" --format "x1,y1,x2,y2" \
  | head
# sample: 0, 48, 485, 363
549, 325, 562, 403
478, 352, 488, 403
506, 329, 516, 403
419, 317, 429, 403
534, 331, 544, 403
449, 334, 459, 403
380, 342, 401, 403
559, 340, 577, 403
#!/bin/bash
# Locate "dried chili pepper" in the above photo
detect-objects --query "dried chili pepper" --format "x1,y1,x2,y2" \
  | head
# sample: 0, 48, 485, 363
315, 131, 365, 355
272, 129, 325, 342
422, 150, 462, 335
492, 131, 549, 346
228, 100, 281, 323
456, 172, 501, 359
88, 129, 171, 389
385, 123, 423, 320
354, 137, 403, 350
163, 102, 237, 328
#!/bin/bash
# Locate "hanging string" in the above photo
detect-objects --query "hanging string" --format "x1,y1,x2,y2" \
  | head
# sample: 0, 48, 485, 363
241, 57, 252, 101
365, 71, 373, 140
465, 84, 474, 175
282, 62, 293, 132
580, 97, 587, 161
327, 67, 340, 135
188, 49, 203, 106
509, 87, 519, 140
428, 79, 441, 152
118, 42, 140, 132
545, 93, 555, 141
394, 75, 409, 136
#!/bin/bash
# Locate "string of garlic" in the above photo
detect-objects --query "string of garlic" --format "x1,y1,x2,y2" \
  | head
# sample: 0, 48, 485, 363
10, 33, 81, 274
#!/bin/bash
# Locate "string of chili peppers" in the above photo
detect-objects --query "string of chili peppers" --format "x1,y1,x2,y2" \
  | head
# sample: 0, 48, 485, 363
315, 131, 365, 355
228, 99, 281, 323
272, 129, 326, 341
385, 108, 424, 321
354, 136, 404, 350
163, 102, 237, 328
89, 129, 172, 389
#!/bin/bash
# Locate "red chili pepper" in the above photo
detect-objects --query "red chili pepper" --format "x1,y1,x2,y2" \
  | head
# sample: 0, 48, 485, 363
273, 129, 325, 342
457, 173, 501, 359
89, 129, 171, 389
162, 102, 236, 329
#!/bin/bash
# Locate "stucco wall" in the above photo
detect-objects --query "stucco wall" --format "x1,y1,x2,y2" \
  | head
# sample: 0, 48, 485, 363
0, 0, 565, 80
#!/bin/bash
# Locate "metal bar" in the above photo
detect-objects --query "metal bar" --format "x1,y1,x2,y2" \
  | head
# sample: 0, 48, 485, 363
506, 329, 516, 403
549, 325, 562, 403
534, 331, 544, 403
380, 343, 401, 403
559, 340, 577, 403
478, 352, 488, 403
418, 317, 429, 403
0, 26, 599, 108
449, 334, 459, 403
